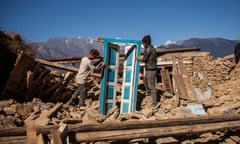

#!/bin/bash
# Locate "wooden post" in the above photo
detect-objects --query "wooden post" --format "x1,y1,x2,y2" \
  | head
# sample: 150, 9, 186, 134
26, 121, 37, 144
51, 129, 62, 144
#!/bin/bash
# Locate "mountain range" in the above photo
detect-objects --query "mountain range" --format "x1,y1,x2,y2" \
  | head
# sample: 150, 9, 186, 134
31, 37, 240, 59
31, 37, 102, 58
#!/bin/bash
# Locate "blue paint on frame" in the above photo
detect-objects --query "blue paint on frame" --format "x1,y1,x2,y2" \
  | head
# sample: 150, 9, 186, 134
99, 38, 141, 114
125, 70, 131, 83
107, 86, 114, 99
123, 86, 130, 99
126, 52, 133, 66
109, 48, 116, 65
106, 103, 113, 112
122, 103, 129, 113
108, 70, 115, 82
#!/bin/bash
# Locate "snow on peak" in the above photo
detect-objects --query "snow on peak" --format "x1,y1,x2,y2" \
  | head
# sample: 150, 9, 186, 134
164, 40, 176, 45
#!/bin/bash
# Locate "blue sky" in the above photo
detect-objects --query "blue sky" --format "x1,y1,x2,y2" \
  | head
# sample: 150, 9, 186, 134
1, 0, 239, 45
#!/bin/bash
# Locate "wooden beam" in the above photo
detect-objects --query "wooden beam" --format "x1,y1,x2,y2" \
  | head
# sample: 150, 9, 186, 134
156, 47, 200, 54
46, 56, 102, 63
223, 54, 234, 60
96, 38, 104, 43
34, 58, 79, 72
1, 115, 240, 137
161, 51, 210, 58
0, 136, 27, 144
35, 58, 102, 79
75, 121, 240, 142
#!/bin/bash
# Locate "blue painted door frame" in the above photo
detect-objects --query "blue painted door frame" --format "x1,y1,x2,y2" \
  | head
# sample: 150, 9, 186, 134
99, 38, 141, 114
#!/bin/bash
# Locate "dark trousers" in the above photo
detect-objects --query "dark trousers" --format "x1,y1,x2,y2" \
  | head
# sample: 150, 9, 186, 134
72, 84, 86, 107
144, 70, 157, 105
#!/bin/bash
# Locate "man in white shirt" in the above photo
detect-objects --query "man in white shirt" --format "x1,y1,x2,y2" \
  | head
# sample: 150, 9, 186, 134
70, 48, 104, 110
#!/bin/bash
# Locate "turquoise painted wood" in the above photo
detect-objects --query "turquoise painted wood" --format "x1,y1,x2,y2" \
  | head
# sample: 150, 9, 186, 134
99, 42, 119, 114
99, 38, 141, 114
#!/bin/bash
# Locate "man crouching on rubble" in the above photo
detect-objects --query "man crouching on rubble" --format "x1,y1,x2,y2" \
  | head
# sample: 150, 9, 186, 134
136, 35, 157, 107
68, 48, 105, 110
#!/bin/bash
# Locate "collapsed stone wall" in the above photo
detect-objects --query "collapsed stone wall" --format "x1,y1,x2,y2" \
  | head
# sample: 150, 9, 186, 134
190, 56, 235, 91
186, 55, 240, 115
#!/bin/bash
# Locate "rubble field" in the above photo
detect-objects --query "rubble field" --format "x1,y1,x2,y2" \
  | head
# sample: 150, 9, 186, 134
0, 29, 240, 144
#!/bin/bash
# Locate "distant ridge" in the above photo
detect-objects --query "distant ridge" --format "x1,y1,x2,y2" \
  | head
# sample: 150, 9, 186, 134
158, 38, 239, 58
176, 38, 239, 58
32, 37, 240, 59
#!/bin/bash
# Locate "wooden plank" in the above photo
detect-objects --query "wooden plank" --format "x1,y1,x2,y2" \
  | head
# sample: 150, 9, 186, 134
172, 56, 197, 100
156, 137, 178, 143
1, 114, 240, 137
26, 121, 37, 144
156, 47, 200, 54
161, 51, 210, 59
225, 138, 237, 144
0, 99, 14, 107
230, 136, 240, 143
46, 55, 102, 63
35, 103, 63, 126
68, 114, 240, 132
24, 110, 41, 123
224, 54, 234, 60
172, 56, 188, 99
75, 121, 240, 142
26, 71, 34, 100
161, 66, 173, 93
58, 124, 68, 143
0, 136, 27, 144
36, 134, 45, 144
47, 103, 63, 117
178, 56, 197, 101
96, 38, 104, 43
172, 74, 188, 100
35, 58, 101, 79
41, 82, 62, 97
34, 58, 79, 73
50, 129, 63, 144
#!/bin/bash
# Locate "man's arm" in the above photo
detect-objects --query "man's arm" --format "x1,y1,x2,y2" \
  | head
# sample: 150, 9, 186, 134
88, 62, 106, 79
136, 48, 151, 62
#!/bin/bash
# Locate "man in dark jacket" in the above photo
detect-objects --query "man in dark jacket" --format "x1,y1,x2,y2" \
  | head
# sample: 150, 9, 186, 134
137, 35, 157, 107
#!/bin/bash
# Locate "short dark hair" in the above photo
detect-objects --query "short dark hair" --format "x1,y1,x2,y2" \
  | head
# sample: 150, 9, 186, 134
142, 35, 151, 45
89, 48, 100, 56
